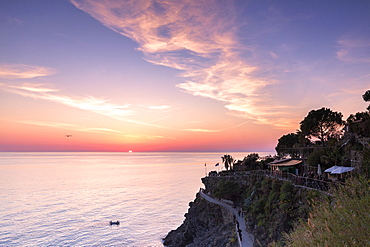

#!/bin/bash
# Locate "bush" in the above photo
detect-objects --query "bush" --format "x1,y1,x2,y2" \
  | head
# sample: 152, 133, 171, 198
286, 177, 370, 246
213, 180, 241, 201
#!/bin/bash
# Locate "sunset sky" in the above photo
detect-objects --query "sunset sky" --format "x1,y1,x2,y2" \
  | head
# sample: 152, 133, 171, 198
1, 0, 369, 152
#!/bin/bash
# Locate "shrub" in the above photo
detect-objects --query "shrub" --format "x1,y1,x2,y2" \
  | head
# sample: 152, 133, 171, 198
286, 177, 370, 246
213, 180, 241, 201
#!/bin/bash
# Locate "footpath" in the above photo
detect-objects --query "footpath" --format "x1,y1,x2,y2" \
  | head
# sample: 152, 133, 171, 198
199, 190, 254, 247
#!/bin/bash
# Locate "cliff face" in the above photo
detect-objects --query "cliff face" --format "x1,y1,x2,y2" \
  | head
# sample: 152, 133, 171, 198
164, 172, 322, 246
202, 173, 322, 246
163, 193, 238, 247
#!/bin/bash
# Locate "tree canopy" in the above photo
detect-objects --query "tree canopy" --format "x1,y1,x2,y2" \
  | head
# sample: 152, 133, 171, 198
346, 111, 370, 137
300, 107, 344, 146
362, 89, 370, 110
275, 132, 300, 157
241, 153, 260, 170
221, 154, 234, 170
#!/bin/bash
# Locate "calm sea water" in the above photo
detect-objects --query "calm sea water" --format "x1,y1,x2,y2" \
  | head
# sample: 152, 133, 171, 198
0, 152, 270, 246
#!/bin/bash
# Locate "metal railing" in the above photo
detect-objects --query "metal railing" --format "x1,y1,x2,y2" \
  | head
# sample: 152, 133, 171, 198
207, 170, 342, 194
263, 170, 340, 192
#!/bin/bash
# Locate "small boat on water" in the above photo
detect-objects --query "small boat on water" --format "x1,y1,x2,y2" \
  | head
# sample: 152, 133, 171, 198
109, 220, 120, 225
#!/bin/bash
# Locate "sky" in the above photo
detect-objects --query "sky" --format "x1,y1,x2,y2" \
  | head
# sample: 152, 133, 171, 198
0, 0, 369, 152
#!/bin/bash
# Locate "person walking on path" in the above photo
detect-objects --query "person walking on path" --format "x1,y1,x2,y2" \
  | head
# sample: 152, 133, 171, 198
199, 190, 254, 247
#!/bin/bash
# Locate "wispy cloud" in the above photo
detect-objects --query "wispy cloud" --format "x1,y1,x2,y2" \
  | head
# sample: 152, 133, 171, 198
0, 82, 135, 118
16, 120, 76, 129
70, 0, 289, 127
336, 38, 370, 63
0, 64, 56, 79
146, 105, 171, 110
16, 120, 122, 134
123, 134, 176, 140
81, 127, 123, 133
183, 128, 221, 133
1, 81, 212, 131
146, 135, 176, 140
7, 83, 58, 93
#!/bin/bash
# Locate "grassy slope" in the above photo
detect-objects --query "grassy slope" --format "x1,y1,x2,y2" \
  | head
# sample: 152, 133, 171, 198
285, 177, 370, 247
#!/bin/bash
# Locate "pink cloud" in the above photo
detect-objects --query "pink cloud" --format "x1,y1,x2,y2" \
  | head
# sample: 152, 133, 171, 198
336, 38, 370, 63
0, 64, 56, 79
70, 0, 293, 127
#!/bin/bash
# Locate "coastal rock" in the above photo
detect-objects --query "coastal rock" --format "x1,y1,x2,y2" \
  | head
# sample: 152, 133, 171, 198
166, 172, 320, 246
163, 193, 238, 247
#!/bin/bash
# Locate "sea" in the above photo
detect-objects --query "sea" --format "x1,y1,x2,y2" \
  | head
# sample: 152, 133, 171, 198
0, 152, 272, 246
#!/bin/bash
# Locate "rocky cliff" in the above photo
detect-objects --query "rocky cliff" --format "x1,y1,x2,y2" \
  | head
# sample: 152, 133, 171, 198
163, 192, 239, 247
164, 172, 322, 246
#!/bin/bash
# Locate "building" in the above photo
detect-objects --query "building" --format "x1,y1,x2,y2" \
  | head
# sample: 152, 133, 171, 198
268, 158, 303, 175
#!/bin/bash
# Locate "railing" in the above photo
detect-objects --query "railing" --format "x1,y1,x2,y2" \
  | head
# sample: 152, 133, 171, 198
207, 170, 342, 194
263, 170, 340, 192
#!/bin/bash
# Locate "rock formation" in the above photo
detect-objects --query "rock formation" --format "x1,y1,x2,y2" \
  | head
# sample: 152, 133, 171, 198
163, 193, 238, 247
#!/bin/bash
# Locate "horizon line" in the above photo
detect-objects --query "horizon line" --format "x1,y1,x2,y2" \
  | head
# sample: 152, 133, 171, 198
0, 150, 276, 154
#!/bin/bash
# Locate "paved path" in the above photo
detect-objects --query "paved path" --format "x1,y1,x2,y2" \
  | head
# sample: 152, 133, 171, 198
199, 190, 254, 247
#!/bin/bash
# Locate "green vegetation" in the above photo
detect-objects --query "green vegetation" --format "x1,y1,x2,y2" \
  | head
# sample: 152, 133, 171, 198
213, 180, 241, 201
207, 90, 370, 245
362, 148, 370, 178
347, 111, 370, 137
221, 154, 235, 171
275, 90, 370, 173
275, 133, 302, 157
286, 177, 370, 247
306, 146, 346, 168
363, 89, 370, 111
280, 90, 370, 246
204, 174, 323, 246
233, 153, 274, 171
300, 107, 344, 146
205, 172, 370, 246
242, 177, 321, 246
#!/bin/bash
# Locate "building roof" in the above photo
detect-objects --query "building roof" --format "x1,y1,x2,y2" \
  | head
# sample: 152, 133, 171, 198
269, 159, 302, 167
324, 166, 354, 174
323, 166, 341, 173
